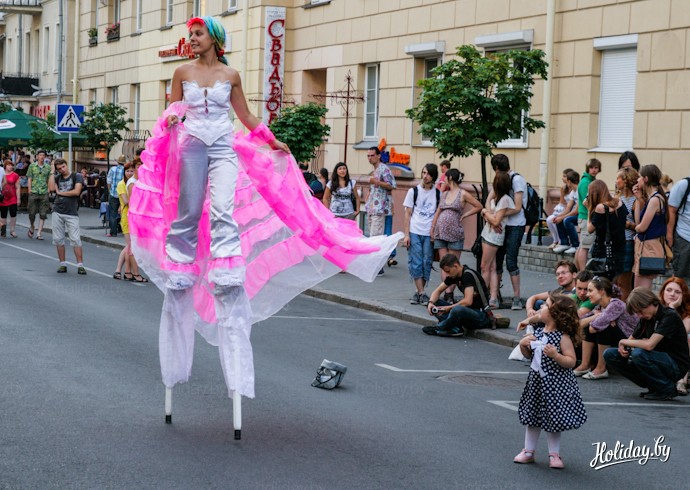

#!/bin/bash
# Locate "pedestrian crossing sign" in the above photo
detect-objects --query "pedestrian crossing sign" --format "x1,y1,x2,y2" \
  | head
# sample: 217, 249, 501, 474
56, 104, 85, 133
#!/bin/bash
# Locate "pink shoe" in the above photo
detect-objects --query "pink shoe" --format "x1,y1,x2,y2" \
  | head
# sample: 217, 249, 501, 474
514, 449, 535, 464
549, 453, 564, 469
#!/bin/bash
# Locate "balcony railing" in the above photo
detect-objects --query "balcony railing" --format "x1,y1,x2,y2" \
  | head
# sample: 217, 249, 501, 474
0, 0, 42, 14
0, 73, 40, 96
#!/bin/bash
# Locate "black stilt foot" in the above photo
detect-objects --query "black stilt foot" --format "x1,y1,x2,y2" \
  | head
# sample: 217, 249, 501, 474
234, 429, 241, 440
165, 415, 172, 424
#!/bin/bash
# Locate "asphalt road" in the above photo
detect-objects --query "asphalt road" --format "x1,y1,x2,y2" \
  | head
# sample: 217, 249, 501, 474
1, 237, 689, 489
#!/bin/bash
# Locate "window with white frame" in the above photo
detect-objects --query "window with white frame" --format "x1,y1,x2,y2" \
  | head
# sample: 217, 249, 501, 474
475, 30, 534, 148
193, 0, 201, 17
114, 0, 121, 23
132, 84, 141, 130
136, 0, 143, 32
228, 0, 238, 10
311, 0, 330, 5
24, 32, 31, 75
594, 35, 638, 151
42, 26, 50, 73
364, 64, 379, 140
406, 41, 445, 145
166, 0, 173, 25
110, 86, 119, 105
54, 23, 60, 73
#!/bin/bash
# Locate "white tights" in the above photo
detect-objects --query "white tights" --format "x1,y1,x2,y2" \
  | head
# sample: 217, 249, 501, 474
524, 426, 561, 454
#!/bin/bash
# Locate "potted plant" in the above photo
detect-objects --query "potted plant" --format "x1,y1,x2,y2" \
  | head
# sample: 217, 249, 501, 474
105, 22, 120, 42
88, 27, 98, 46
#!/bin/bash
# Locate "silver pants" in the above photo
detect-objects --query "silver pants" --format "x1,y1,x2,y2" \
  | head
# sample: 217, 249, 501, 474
166, 134, 241, 263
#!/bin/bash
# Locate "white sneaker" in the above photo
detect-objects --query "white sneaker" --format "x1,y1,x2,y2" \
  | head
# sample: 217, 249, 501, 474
552, 245, 569, 253
564, 247, 577, 254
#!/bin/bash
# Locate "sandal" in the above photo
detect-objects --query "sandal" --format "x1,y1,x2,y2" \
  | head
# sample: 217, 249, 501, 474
10, 231, 17, 238
133, 274, 149, 283
36, 234, 44, 240
123, 272, 134, 281
113, 272, 122, 280
28, 228, 34, 238
387, 258, 398, 267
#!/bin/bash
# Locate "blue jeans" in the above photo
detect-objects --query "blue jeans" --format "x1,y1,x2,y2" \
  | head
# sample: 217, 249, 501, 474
557, 216, 580, 248
385, 215, 396, 258
408, 232, 432, 282
435, 299, 490, 330
496, 225, 524, 276
108, 196, 120, 236
604, 347, 682, 395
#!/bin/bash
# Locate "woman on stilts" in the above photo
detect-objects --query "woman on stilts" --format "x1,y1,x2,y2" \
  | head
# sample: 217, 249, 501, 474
129, 16, 401, 438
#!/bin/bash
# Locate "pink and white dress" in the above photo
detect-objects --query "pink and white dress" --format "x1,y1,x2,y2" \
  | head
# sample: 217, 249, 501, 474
129, 81, 401, 399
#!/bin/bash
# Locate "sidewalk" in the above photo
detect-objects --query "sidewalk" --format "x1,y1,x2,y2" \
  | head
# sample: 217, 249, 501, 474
15, 208, 560, 347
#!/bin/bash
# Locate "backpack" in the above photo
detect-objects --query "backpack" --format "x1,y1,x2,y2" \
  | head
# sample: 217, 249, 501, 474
677, 177, 690, 215
511, 173, 540, 227
303, 171, 324, 198
412, 186, 441, 210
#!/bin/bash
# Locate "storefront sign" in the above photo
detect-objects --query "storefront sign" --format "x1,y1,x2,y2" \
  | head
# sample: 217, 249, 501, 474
262, 7, 286, 125
31, 105, 51, 119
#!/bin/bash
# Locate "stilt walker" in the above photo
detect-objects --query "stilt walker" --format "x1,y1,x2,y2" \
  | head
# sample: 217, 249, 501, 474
129, 16, 402, 437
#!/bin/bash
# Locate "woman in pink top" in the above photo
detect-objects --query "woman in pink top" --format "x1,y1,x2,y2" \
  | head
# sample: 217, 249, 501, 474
0, 160, 20, 238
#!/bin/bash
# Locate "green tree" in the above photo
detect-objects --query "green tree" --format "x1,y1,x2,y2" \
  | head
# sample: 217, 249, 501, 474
29, 112, 68, 153
269, 103, 330, 166
406, 45, 548, 201
0, 102, 16, 114
79, 102, 132, 170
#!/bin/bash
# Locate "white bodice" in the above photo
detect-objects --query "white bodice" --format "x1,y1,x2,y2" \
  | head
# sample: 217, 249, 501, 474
183, 80, 233, 146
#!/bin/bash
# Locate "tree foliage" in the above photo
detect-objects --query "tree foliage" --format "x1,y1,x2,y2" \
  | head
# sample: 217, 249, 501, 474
29, 112, 68, 153
406, 45, 548, 159
0, 102, 16, 114
269, 103, 330, 165
79, 102, 132, 166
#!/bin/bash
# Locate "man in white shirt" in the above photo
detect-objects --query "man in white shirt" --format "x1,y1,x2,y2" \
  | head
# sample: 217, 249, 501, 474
491, 154, 526, 310
403, 163, 439, 305
667, 176, 690, 283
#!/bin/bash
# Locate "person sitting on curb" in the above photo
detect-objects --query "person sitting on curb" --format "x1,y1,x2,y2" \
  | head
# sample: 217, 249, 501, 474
569, 269, 596, 317
423, 253, 490, 337
603, 287, 690, 401
525, 260, 577, 317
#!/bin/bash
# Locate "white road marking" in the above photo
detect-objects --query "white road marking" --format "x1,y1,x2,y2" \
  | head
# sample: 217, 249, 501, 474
376, 363, 526, 374
488, 400, 690, 412
273, 315, 397, 322
0, 240, 112, 278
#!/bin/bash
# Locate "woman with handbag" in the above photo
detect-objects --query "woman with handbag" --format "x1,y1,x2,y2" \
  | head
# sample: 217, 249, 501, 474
633, 164, 668, 288
614, 166, 639, 299
586, 180, 626, 279
430, 168, 482, 302
573, 276, 637, 380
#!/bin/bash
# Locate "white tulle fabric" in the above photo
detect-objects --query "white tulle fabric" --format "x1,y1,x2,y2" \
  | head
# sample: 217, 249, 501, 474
129, 100, 402, 400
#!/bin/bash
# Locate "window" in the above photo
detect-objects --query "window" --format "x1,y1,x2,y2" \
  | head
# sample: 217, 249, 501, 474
110, 86, 119, 105
132, 84, 141, 130
164, 80, 172, 109
406, 41, 445, 145
114, 0, 121, 23
89, 89, 97, 104
42, 26, 50, 73
193, 0, 201, 16
228, 0, 238, 10
475, 30, 534, 148
54, 23, 60, 73
136, 0, 143, 32
166, 0, 173, 25
364, 64, 379, 139
594, 35, 638, 151
23, 32, 31, 75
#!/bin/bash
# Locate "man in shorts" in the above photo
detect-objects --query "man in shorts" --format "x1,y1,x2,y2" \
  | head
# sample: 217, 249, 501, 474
574, 159, 601, 271
48, 159, 86, 275
26, 149, 52, 240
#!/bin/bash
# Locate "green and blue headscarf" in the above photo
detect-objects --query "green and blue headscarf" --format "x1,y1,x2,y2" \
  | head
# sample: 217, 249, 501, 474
187, 16, 227, 65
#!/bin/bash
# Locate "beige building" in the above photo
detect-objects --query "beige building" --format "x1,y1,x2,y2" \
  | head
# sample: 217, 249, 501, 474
1, 0, 689, 190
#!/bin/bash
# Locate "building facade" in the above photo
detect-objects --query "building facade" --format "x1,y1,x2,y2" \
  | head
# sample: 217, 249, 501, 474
0, 0, 688, 189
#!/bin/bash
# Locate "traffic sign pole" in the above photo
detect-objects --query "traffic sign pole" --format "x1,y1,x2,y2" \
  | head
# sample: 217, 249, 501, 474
68, 134, 73, 172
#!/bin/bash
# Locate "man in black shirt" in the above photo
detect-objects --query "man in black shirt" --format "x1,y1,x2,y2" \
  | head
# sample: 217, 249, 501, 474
604, 287, 690, 400
423, 254, 490, 337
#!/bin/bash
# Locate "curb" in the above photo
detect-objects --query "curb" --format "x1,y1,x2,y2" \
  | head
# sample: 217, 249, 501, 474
16, 222, 125, 251
304, 288, 520, 348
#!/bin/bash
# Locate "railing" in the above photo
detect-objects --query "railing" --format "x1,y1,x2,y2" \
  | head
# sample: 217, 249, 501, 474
0, 73, 40, 96
0, 0, 42, 14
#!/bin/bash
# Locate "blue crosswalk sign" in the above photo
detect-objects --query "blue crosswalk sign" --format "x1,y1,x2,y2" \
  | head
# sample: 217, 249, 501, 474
56, 104, 85, 133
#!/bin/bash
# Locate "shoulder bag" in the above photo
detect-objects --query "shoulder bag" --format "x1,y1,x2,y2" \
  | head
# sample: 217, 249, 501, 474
585, 205, 614, 278
638, 194, 667, 276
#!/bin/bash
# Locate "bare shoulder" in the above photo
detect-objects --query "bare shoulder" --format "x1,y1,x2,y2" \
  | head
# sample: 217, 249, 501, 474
595, 203, 606, 213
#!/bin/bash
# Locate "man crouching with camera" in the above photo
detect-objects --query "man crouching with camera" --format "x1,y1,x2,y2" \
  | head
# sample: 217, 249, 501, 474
48, 158, 86, 275
423, 253, 491, 337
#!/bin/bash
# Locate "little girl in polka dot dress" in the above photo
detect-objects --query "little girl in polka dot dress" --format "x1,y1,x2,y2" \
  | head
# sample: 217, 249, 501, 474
514, 294, 587, 469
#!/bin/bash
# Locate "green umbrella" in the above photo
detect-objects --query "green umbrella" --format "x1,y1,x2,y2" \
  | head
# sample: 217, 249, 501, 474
0, 110, 87, 147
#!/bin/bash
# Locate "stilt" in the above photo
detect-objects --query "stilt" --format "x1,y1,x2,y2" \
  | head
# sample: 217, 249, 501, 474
165, 387, 173, 424
233, 352, 242, 440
